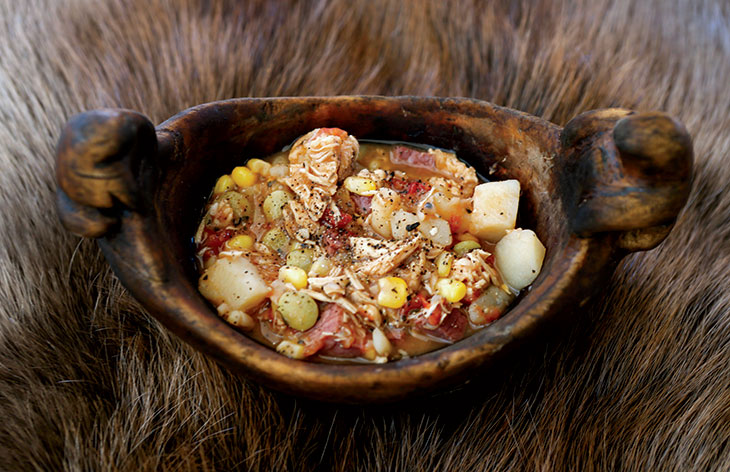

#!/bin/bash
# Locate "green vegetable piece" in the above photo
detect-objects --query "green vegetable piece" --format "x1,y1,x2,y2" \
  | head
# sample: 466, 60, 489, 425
453, 240, 481, 257
286, 248, 315, 272
262, 227, 290, 255
263, 190, 291, 221
277, 291, 319, 331
220, 191, 253, 220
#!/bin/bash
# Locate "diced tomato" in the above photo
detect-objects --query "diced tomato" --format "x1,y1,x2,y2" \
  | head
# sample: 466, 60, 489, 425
389, 177, 409, 193
486, 254, 495, 266
400, 292, 429, 317
321, 208, 353, 229
203, 228, 233, 255
448, 215, 462, 233
426, 304, 444, 326
407, 180, 431, 195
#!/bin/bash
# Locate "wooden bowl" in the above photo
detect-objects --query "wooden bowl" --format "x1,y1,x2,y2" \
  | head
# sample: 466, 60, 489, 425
55, 96, 692, 403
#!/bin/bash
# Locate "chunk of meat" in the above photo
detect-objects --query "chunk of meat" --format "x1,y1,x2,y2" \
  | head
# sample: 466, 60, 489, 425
414, 308, 468, 342
284, 128, 358, 220
321, 228, 352, 256
350, 194, 373, 215
349, 234, 424, 276
301, 304, 368, 358
390, 146, 478, 197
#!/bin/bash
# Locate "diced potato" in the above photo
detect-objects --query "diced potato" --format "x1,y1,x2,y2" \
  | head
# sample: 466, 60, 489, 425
198, 256, 270, 312
391, 210, 420, 240
469, 180, 520, 242
494, 229, 545, 290
419, 217, 452, 246
370, 188, 401, 238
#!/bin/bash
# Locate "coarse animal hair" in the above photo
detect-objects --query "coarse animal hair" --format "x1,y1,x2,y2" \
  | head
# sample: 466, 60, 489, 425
1, 0, 729, 470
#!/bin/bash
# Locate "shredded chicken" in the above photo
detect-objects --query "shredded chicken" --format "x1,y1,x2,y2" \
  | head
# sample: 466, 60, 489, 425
283, 128, 358, 220
283, 199, 320, 241
431, 149, 478, 197
451, 249, 501, 291
349, 234, 424, 276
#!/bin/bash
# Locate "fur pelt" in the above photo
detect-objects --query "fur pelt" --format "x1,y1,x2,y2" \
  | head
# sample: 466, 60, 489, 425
1, 0, 729, 470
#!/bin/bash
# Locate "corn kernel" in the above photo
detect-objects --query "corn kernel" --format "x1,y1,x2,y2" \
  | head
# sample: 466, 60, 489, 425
227, 234, 254, 251
436, 251, 454, 277
231, 166, 257, 188
436, 278, 467, 303
377, 277, 408, 309
279, 265, 308, 289
246, 158, 271, 175
276, 340, 307, 359
457, 233, 479, 243
344, 176, 378, 196
453, 240, 481, 257
214, 175, 235, 194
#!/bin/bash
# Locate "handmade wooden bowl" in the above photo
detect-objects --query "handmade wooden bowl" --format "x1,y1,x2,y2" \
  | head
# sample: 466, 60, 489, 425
55, 96, 692, 403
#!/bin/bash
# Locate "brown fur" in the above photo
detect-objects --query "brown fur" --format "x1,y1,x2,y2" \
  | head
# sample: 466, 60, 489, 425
1, 0, 729, 469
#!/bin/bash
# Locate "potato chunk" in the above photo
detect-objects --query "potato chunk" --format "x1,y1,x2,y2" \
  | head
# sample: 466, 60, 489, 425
199, 256, 270, 311
494, 229, 545, 290
469, 180, 520, 242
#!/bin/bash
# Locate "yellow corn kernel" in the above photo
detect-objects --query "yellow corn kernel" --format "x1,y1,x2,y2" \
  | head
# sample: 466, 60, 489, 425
436, 278, 467, 303
231, 166, 257, 188
276, 340, 307, 359
457, 233, 479, 243
246, 158, 271, 175
436, 251, 454, 277
227, 234, 254, 251
279, 265, 308, 289
343, 176, 378, 196
214, 175, 235, 194
377, 277, 409, 309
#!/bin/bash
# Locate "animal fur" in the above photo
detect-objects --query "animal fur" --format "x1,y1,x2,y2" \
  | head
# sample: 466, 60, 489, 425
1, 0, 729, 469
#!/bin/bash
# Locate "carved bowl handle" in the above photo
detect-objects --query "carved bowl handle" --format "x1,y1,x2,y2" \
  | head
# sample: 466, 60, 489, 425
560, 109, 693, 251
56, 109, 156, 238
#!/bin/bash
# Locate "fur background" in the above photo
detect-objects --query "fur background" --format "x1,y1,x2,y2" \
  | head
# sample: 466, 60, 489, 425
1, 0, 729, 470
